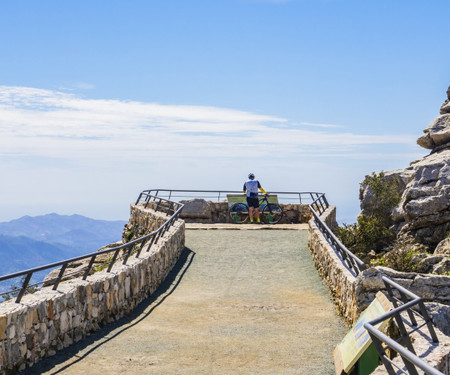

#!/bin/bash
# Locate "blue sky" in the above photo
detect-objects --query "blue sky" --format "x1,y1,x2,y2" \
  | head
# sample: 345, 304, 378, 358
0, 0, 449, 223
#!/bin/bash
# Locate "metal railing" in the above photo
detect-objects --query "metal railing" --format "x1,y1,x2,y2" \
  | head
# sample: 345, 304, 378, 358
136, 188, 328, 205
364, 277, 442, 375
0, 193, 184, 304
309, 194, 366, 275
308, 195, 444, 374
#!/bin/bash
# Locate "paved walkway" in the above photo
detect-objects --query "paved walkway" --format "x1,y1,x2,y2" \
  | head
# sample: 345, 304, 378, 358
24, 229, 347, 375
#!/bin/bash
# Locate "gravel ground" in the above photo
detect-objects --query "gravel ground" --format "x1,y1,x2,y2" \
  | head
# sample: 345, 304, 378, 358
23, 229, 347, 375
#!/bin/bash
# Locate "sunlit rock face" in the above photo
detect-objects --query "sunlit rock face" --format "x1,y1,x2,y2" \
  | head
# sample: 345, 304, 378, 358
360, 86, 450, 251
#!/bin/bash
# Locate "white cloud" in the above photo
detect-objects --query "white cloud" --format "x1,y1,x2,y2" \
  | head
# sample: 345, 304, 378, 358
0, 85, 421, 221
0, 85, 416, 164
297, 122, 343, 129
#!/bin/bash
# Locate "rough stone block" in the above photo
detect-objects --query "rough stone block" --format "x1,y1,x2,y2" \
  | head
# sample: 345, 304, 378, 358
0, 315, 6, 341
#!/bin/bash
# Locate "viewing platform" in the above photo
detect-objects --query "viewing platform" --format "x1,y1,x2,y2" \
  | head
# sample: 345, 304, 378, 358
21, 228, 347, 375
1, 189, 448, 375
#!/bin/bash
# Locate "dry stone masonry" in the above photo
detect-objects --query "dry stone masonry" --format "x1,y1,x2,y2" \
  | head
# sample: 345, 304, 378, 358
179, 199, 312, 224
308, 208, 450, 373
0, 204, 184, 375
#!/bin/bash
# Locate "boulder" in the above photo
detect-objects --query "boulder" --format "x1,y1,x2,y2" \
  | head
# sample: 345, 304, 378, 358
440, 100, 450, 115
179, 199, 212, 219
435, 237, 450, 256
417, 114, 450, 150
439, 85, 450, 115
426, 302, 450, 335
432, 258, 450, 275
396, 150, 450, 247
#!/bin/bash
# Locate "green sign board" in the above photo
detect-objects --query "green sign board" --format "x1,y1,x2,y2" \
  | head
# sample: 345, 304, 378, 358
334, 292, 393, 375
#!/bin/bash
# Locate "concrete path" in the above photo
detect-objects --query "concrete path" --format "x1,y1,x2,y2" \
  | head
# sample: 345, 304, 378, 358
23, 229, 347, 375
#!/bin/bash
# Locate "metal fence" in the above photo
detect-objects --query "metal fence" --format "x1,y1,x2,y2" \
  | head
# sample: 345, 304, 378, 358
364, 277, 442, 375
309, 194, 366, 275
136, 188, 328, 205
0, 193, 184, 304
309, 198, 444, 374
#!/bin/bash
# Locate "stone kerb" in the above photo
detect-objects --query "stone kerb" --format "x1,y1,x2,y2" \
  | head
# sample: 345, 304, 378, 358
0, 205, 185, 375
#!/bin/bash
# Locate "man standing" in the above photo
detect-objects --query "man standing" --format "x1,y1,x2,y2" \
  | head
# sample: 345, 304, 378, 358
243, 173, 267, 223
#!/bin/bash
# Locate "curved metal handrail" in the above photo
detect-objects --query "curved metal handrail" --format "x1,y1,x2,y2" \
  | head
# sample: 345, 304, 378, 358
136, 188, 327, 205
364, 277, 442, 375
309, 194, 366, 275
0, 193, 184, 303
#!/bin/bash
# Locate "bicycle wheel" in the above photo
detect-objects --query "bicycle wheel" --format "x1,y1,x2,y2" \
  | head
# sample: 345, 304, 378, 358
261, 204, 283, 224
229, 203, 249, 224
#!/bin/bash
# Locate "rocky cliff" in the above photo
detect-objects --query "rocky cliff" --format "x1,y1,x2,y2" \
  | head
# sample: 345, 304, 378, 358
361, 86, 450, 257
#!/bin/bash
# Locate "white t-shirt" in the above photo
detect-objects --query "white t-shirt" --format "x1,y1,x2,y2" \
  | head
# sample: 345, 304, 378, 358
243, 180, 261, 197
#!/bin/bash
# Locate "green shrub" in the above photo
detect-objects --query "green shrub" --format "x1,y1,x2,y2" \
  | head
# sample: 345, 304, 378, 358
361, 171, 401, 226
335, 214, 395, 257
125, 230, 134, 241
334, 172, 401, 258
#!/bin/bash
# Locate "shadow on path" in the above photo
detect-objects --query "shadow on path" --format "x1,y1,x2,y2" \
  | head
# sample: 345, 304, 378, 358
21, 247, 196, 375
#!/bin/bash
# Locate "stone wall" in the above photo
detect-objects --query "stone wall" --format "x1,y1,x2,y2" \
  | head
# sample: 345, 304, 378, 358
308, 206, 361, 324
308, 209, 450, 332
179, 199, 312, 224
308, 208, 450, 373
0, 204, 185, 375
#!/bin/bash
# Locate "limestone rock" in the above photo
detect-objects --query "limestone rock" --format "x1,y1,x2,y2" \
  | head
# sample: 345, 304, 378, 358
359, 168, 413, 218
432, 258, 450, 275
179, 199, 212, 219
417, 114, 450, 150
396, 150, 450, 247
426, 302, 450, 335
439, 85, 450, 115
441, 100, 450, 115
434, 236, 450, 256
359, 86, 450, 250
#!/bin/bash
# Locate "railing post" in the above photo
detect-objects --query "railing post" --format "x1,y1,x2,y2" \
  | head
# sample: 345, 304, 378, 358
399, 291, 418, 326
418, 300, 439, 343
392, 310, 417, 354
135, 239, 146, 258
135, 192, 142, 205
107, 249, 121, 272
400, 357, 420, 375
146, 234, 158, 252
52, 263, 68, 290
15, 272, 33, 303
367, 331, 397, 375
322, 194, 329, 208
122, 244, 134, 265
144, 193, 152, 208
83, 255, 97, 280
155, 198, 162, 212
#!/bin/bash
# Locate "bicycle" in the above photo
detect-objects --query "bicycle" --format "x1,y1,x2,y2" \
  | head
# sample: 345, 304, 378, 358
229, 194, 284, 224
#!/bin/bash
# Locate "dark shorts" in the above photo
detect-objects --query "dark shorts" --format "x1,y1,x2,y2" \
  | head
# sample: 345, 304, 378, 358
247, 196, 259, 208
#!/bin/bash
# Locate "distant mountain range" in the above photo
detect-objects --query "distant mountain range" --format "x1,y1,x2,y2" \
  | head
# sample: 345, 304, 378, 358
0, 213, 127, 277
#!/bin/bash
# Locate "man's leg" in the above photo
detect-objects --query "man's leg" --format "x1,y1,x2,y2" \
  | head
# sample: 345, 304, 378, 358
254, 207, 260, 223
249, 207, 255, 222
